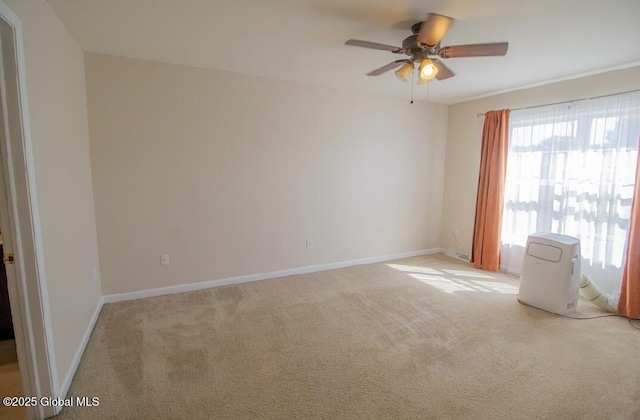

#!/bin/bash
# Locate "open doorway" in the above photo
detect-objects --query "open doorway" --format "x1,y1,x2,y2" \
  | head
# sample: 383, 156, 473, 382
1, 225, 26, 420
0, 2, 59, 418
0, 229, 13, 340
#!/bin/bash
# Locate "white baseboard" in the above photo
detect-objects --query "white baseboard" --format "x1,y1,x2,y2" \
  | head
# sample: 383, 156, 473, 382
103, 248, 441, 304
442, 248, 471, 263
58, 296, 104, 399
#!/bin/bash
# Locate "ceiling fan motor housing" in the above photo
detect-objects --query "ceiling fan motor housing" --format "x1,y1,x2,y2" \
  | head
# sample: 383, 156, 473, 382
402, 35, 437, 61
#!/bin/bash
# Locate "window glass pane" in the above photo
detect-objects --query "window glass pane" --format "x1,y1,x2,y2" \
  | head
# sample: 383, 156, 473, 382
500, 91, 640, 294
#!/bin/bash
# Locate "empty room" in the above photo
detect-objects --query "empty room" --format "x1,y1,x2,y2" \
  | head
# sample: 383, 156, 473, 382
0, 0, 639, 419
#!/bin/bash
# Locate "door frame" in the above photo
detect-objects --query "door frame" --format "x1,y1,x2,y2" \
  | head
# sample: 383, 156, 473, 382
0, 2, 58, 419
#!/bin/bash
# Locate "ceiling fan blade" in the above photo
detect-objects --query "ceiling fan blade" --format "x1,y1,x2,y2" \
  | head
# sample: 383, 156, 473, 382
433, 59, 455, 80
366, 60, 409, 76
439, 42, 509, 58
345, 39, 402, 53
417, 13, 454, 47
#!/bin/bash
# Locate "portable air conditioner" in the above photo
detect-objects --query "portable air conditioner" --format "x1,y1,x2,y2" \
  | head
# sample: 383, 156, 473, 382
518, 233, 581, 315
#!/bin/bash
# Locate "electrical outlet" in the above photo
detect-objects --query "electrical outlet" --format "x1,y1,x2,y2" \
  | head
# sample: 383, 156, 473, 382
161, 254, 170, 266
306, 239, 313, 250
453, 229, 459, 238
92, 265, 99, 283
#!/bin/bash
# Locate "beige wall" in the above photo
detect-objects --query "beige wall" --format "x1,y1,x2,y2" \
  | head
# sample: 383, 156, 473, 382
4, 0, 102, 390
85, 53, 448, 295
441, 66, 640, 259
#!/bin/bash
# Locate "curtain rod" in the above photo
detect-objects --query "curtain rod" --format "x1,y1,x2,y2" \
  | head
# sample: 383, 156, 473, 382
476, 88, 640, 118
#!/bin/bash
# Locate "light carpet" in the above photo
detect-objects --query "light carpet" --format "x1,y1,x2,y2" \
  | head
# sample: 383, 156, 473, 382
56, 254, 640, 419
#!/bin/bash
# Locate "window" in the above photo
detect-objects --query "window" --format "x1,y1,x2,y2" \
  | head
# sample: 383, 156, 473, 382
500, 91, 640, 295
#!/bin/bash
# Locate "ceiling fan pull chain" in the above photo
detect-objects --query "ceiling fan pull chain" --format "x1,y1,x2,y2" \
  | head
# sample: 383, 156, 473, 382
411, 70, 415, 104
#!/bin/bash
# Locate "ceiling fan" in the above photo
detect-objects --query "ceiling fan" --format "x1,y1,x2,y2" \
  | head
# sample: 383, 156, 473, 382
345, 13, 508, 83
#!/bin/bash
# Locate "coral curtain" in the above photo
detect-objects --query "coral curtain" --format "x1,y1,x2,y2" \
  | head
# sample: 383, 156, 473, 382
619, 144, 640, 318
471, 109, 510, 271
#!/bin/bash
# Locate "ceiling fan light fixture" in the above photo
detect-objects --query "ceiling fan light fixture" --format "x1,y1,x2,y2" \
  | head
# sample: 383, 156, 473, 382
345, 11, 508, 83
395, 61, 414, 82
418, 59, 438, 83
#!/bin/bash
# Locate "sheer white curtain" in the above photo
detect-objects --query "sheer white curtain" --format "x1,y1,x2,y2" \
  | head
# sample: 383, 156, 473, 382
500, 91, 640, 295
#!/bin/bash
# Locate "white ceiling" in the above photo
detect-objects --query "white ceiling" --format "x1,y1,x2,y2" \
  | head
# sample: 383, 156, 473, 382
47, 0, 640, 104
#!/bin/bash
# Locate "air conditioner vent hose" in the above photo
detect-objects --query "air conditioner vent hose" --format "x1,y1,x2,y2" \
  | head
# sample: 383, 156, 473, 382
579, 273, 618, 313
